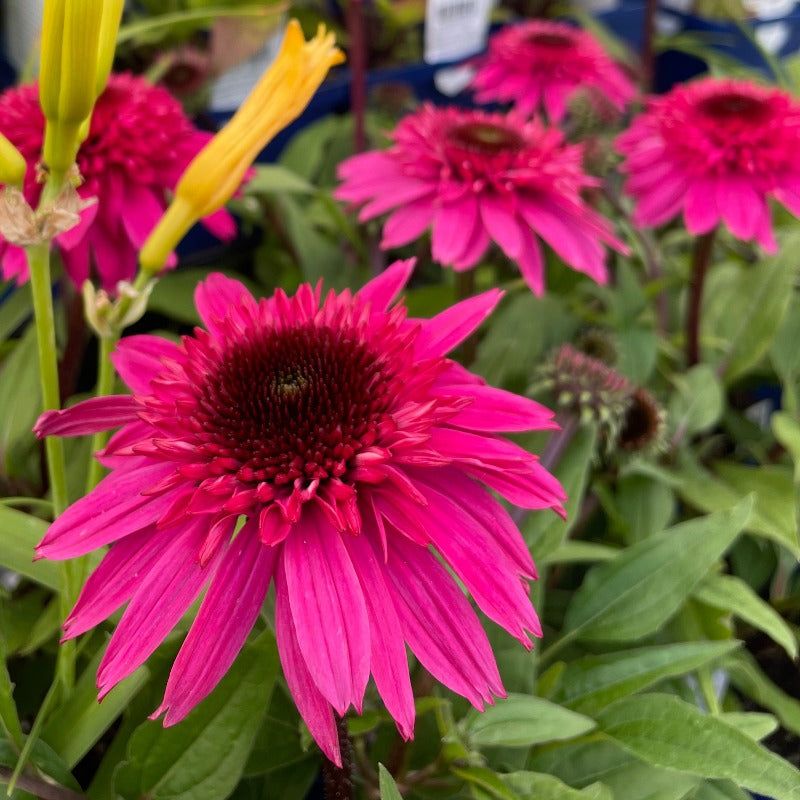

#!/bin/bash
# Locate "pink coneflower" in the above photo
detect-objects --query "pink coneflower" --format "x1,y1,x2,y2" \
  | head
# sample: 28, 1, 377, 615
471, 20, 636, 122
616, 77, 800, 251
0, 73, 237, 290
335, 105, 626, 295
34, 260, 565, 765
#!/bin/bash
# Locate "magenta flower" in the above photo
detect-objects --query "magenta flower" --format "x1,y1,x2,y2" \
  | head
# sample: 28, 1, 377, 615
335, 105, 626, 295
471, 20, 636, 122
616, 77, 800, 252
0, 74, 237, 291
35, 260, 565, 765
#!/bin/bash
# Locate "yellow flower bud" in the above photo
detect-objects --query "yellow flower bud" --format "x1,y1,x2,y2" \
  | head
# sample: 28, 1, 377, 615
0, 133, 26, 187
95, 0, 124, 99
40, 0, 106, 175
140, 20, 344, 274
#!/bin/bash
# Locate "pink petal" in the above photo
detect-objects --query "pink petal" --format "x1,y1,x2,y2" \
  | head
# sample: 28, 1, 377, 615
384, 533, 504, 709
381, 198, 435, 249
356, 258, 416, 311
275, 569, 340, 766
516, 226, 546, 295
444, 383, 557, 432
201, 207, 237, 241
408, 471, 542, 646
480, 195, 524, 259
158, 518, 279, 724
36, 462, 178, 559
120, 184, 164, 248
343, 521, 415, 738
63, 524, 174, 638
195, 273, 255, 335
684, 179, 719, 236
34, 395, 138, 438
96, 516, 220, 697
2, 245, 30, 282
282, 508, 370, 714
415, 290, 503, 359
432, 195, 479, 267
57, 201, 98, 250
111, 335, 182, 394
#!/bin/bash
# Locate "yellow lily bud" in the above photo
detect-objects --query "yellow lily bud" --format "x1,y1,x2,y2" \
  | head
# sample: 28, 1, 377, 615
40, 0, 106, 175
95, 0, 124, 99
140, 20, 344, 274
0, 133, 26, 187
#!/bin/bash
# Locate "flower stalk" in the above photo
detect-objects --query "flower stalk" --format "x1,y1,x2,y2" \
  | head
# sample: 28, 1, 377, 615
686, 229, 716, 367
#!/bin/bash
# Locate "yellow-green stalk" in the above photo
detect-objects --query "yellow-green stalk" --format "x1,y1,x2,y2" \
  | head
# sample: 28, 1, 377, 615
0, 133, 25, 187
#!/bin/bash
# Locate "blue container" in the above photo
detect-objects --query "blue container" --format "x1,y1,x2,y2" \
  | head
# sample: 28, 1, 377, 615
655, 5, 800, 90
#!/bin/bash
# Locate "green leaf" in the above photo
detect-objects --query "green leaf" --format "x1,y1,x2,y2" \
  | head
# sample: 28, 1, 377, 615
503, 771, 612, 800
0, 285, 32, 344
591, 761, 700, 800
724, 650, 800, 737
451, 765, 517, 800
115, 631, 279, 800
597, 694, 800, 799
614, 475, 675, 545
0, 731, 82, 793
692, 573, 797, 658
771, 411, 800, 482
379, 765, 404, 800
554, 641, 740, 715
464, 694, 596, 747
42, 646, 149, 768
669, 365, 724, 439
717, 712, 778, 741
0, 507, 58, 590
563, 501, 751, 641
245, 164, 315, 196
770, 296, 800, 381
527, 738, 634, 788
688, 780, 752, 800
616, 326, 658, 385
522, 424, 597, 561
0, 325, 41, 464
675, 461, 800, 557
703, 241, 799, 382
542, 541, 619, 565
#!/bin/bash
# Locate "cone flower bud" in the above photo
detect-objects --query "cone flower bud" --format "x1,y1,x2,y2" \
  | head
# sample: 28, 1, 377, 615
0, 133, 26, 187
39, 0, 110, 175
139, 20, 344, 274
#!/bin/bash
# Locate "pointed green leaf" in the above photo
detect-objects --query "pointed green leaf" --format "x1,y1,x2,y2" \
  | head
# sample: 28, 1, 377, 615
692, 573, 797, 658
669, 365, 724, 439
688, 780, 752, 800
772, 411, 800, 482
554, 641, 740, 715
115, 631, 279, 800
563, 501, 751, 641
717, 712, 778, 741
464, 694, 596, 747
0, 506, 58, 590
379, 765, 403, 800
503, 771, 612, 800
451, 765, 518, 800
593, 761, 700, 800
597, 694, 800, 799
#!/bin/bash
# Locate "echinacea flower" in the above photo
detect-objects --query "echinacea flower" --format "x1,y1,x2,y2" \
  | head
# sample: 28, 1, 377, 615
616, 77, 800, 252
335, 105, 626, 295
34, 260, 565, 765
0, 73, 237, 290
470, 20, 636, 122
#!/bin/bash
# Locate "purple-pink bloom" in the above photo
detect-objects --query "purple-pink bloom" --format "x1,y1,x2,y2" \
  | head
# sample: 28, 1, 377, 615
471, 20, 636, 122
35, 260, 565, 765
0, 73, 237, 291
335, 105, 627, 295
616, 77, 800, 251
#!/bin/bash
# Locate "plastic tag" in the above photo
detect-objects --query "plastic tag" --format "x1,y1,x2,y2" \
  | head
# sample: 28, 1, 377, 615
424, 0, 493, 64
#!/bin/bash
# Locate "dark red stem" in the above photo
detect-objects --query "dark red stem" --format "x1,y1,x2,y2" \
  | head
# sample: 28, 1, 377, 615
347, 0, 367, 153
641, 0, 658, 92
686, 230, 716, 367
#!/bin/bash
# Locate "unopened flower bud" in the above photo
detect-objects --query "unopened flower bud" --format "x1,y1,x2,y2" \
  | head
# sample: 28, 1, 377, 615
0, 133, 26, 187
83, 279, 153, 338
140, 20, 344, 274
40, 0, 107, 174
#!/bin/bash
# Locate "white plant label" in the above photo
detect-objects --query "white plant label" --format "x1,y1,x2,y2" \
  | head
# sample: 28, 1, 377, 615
424, 0, 493, 64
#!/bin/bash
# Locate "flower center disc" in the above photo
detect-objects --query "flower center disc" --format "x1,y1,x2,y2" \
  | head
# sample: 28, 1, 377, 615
448, 122, 526, 156
526, 31, 575, 48
698, 92, 767, 120
193, 324, 396, 487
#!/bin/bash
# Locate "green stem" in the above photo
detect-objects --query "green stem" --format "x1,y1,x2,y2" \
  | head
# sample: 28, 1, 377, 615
86, 335, 117, 492
26, 243, 68, 516
0, 641, 24, 751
